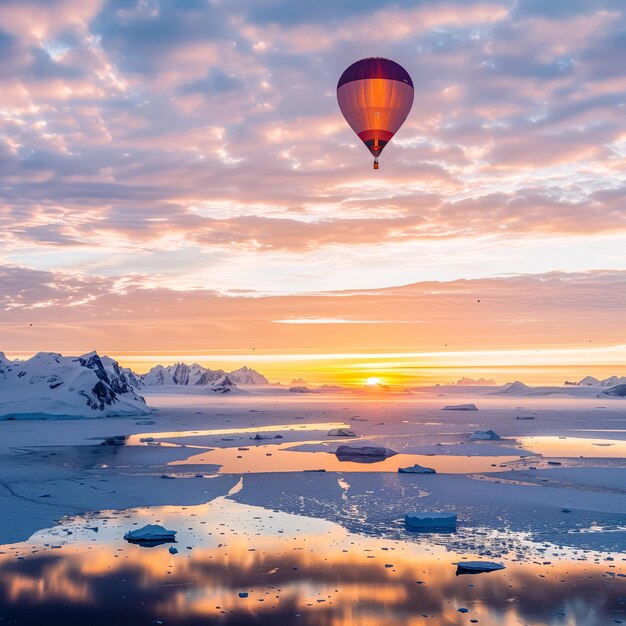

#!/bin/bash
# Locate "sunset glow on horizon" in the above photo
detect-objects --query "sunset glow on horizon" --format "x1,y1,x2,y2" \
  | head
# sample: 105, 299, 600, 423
5, 342, 626, 388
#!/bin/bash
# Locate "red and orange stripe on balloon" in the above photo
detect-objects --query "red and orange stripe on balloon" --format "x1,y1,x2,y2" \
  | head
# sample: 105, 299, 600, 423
337, 57, 414, 167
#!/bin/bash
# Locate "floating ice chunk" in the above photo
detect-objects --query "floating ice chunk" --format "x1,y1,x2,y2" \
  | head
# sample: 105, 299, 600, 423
327, 428, 357, 437
470, 430, 501, 440
398, 464, 436, 474
135, 420, 155, 425
516, 415, 535, 420
124, 524, 176, 545
101, 435, 126, 446
454, 561, 505, 575
443, 404, 478, 411
169, 546, 178, 554
335, 445, 397, 463
405, 512, 457, 532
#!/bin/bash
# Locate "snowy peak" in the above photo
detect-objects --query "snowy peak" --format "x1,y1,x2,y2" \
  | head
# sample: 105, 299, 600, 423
141, 363, 236, 393
456, 377, 497, 386
492, 381, 532, 396
78, 352, 110, 385
228, 366, 269, 385
574, 374, 626, 387
578, 375, 600, 386
601, 384, 626, 397
0, 352, 13, 380
0, 351, 148, 418
120, 367, 142, 389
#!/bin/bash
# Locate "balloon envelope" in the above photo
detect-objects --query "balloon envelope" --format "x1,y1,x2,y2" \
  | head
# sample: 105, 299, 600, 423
337, 57, 414, 162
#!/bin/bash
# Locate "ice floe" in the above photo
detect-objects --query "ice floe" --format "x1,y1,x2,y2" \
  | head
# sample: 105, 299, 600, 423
405, 512, 457, 532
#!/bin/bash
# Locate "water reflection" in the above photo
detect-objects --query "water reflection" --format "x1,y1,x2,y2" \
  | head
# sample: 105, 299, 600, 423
520, 436, 626, 458
0, 499, 623, 625
169, 441, 523, 474
126, 422, 352, 446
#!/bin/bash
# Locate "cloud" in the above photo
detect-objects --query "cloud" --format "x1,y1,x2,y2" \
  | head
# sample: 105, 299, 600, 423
2, 266, 626, 360
1, 0, 626, 297
272, 318, 418, 324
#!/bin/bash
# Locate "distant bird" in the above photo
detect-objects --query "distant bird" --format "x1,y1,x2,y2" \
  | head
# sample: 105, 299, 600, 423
337, 57, 414, 170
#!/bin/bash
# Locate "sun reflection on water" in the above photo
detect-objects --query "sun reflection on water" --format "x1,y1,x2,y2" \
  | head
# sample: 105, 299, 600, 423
0, 498, 623, 625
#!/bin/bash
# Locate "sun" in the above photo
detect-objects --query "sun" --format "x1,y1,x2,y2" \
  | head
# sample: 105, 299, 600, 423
365, 377, 382, 386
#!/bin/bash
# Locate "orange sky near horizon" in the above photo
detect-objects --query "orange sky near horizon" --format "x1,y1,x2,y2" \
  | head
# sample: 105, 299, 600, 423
3, 271, 626, 386
111, 350, 626, 387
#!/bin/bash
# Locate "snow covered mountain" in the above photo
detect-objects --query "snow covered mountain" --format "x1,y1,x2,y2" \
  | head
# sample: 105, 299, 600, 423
455, 377, 497, 386
492, 381, 584, 397
600, 384, 626, 397
228, 366, 269, 385
120, 366, 142, 389
0, 351, 148, 418
575, 375, 626, 387
141, 363, 236, 393
492, 381, 534, 396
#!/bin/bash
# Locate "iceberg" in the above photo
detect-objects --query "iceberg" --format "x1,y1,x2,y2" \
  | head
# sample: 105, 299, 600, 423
327, 428, 356, 437
454, 561, 505, 575
405, 512, 457, 532
398, 464, 436, 474
442, 404, 478, 411
124, 524, 177, 546
335, 445, 397, 463
470, 430, 501, 440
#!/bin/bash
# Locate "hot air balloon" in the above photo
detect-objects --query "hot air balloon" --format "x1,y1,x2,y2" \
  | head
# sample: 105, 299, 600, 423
337, 57, 414, 169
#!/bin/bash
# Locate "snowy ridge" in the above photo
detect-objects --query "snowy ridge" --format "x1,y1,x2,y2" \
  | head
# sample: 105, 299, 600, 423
455, 377, 497, 386
228, 366, 269, 385
492, 379, 626, 399
0, 351, 149, 418
120, 366, 142, 389
493, 380, 595, 397
574, 375, 626, 387
141, 363, 237, 393
600, 384, 626, 397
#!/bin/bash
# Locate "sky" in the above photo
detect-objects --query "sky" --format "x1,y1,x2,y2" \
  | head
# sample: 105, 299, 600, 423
2, 0, 626, 385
